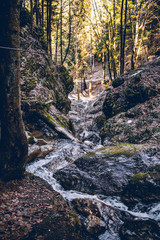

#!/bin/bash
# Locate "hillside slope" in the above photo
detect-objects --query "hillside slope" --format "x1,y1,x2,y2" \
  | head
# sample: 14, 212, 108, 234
20, 26, 75, 161
100, 57, 160, 145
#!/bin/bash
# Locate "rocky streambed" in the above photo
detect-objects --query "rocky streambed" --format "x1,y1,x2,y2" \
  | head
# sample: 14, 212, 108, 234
26, 88, 160, 240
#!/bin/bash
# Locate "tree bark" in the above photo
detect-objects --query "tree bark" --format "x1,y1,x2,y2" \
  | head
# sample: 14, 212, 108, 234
30, 0, 33, 33
55, 18, 59, 63
60, 0, 63, 64
0, 0, 28, 181
89, 0, 93, 97
36, 0, 39, 26
120, 0, 128, 74
48, 0, 52, 55
42, 0, 44, 30
120, 0, 124, 74
62, 0, 71, 64
102, 52, 105, 83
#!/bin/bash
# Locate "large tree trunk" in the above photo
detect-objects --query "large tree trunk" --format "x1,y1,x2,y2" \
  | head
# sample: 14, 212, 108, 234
62, 0, 71, 64
120, 0, 124, 75
120, 0, 128, 74
60, 0, 63, 64
55, 18, 59, 63
30, 0, 33, 33
42, 0, 44, 30
0, 0, 28, 181
48, 0, 52, 55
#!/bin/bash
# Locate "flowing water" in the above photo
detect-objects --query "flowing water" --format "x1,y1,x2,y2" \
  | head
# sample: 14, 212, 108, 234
26, 90, 160, 239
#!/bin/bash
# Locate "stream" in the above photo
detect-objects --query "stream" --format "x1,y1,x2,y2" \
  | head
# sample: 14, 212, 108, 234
26, 89, 160, 239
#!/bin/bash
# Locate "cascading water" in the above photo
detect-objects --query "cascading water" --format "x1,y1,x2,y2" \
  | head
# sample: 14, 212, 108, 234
26, 91, 160, 240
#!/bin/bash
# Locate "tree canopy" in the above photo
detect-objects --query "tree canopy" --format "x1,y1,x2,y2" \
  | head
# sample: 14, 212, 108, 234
22, 0, 160, 79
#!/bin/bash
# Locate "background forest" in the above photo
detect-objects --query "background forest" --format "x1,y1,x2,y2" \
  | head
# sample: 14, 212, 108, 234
22, 0, 160, 82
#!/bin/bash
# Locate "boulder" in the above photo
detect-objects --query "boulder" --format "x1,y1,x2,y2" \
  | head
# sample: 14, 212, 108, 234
121, 165, 160, 205
53, 144, 160, 196
71, 198, 133, 238
119, 219, 160, 240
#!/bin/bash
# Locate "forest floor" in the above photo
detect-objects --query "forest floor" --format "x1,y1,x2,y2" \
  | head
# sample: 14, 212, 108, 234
0, 174, 93, 240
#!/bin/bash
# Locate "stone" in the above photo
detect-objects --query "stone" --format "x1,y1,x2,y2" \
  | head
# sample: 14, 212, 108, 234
119, 219, 160, 240
71, 198, 133, 238
121, 165, 160, 205
53, 144, 159, 196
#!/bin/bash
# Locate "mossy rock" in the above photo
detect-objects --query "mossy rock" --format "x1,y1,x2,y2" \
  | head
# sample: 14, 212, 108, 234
121, 164, 160, 204
21, 78, 36, 92
102, 94, 113, 119
125, 83, 151, 104
95, 114, 106, 129
95, 143, 151, 157
55, 91, 71, 113
112, 77, 124, 88
124, 86, 141, 104
57, 65, 74, 94
131, 173, 148, 182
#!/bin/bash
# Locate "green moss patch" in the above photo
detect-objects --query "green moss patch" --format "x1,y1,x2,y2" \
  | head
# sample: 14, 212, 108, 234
95, 143, 151, 157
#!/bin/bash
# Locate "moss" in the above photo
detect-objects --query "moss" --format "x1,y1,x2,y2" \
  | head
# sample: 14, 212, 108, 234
57, 65, 74, 94
21, 78, 36, 92
93, 101, 99, 107
125, 87, 141, 103
96, 143, 151, 157
55, 114, 69, 130
55, 90, 70, 113
28, 136, 35, 144
95, 114, 106, 129
151, 165, 160, 172
42, 109, 74, 137
132, 173, 148, 182
68, 211, 81, 226
43, 109, 62, 128
113, 137, 119, 142
112, 103, 118, 115
24, 172, 35, 179
102, 94, 113, 119
84, 151, 96, 158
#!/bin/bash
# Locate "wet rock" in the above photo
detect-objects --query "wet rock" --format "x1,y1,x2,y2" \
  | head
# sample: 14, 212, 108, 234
36, 139, 48, 146
84, 140, 94, 146
82, 131, 101, 144
121, 165, 160, 206
54, 144, 159, 196
71, 198, 133, 238
84, 215, 106, 235
119, 219, 160, 240
28, 145, 55, 163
